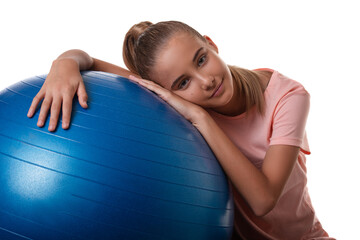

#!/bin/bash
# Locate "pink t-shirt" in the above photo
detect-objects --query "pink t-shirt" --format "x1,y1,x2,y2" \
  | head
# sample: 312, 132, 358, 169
208, 69, 332, 239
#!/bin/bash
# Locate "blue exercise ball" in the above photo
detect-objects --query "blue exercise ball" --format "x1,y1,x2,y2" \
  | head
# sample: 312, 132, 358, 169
0, 71, 234, 240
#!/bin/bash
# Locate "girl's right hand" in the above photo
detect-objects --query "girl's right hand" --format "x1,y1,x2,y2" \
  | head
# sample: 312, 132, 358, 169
27, 58, 88, 132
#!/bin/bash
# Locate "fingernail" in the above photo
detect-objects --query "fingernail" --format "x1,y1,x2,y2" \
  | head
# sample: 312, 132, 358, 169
37, 120, 44, 127
48, 124, 55, 131
62, 122, 69, 129
27, 109, 33, 118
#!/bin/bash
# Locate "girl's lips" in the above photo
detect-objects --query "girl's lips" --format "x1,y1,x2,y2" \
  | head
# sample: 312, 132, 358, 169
211, 80, 223, 98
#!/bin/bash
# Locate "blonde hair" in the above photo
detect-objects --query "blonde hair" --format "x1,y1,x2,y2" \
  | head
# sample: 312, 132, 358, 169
123, 20, 265, 114
228, 66, 265, 114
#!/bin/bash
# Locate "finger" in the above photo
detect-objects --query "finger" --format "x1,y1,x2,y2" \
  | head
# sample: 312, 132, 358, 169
27, 90, 45, 118
37, 95, 52, 127
48, 97, 62, 132
129, 76, 173, 102
137, 80, 169, 97
132, 78, 197, 120
61, 94, 73, 129
77, 81, 88, 109
128, 75, 140, 83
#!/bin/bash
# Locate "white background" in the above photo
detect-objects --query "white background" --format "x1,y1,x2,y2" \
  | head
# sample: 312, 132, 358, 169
1, 0, 359, 239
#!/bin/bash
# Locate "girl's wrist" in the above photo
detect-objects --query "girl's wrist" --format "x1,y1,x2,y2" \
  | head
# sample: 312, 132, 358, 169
52, 58, 79, 71
50, 58, 83, 81
190, 107, 212, 129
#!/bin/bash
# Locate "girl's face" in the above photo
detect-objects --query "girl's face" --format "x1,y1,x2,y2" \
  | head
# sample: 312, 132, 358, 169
150, 33, 236, 113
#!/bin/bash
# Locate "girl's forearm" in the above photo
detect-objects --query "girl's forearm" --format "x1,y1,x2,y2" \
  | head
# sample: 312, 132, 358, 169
53, 49, 136, 78
91, 58, 138, 79
194, 112, 276, 216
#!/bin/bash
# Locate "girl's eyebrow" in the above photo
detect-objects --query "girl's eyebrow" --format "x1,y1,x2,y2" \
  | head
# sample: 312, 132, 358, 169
171, 47, 204, 89
171, 74, 185, 90
192, 47, 204, 63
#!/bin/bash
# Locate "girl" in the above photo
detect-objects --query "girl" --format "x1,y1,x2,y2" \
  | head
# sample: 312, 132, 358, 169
27, 21, 333, 239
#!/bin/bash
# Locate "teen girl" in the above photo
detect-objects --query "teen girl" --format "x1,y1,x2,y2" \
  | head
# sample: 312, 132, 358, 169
27, 21, 333, 239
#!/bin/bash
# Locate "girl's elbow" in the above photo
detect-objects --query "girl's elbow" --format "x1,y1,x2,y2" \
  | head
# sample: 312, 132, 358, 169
252, 197, 277, 217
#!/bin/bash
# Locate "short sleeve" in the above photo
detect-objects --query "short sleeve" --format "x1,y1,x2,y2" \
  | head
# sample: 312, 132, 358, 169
270, 87, 310, 153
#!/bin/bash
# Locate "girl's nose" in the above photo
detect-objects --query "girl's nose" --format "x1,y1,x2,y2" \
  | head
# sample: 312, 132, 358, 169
199, 75, 215, 90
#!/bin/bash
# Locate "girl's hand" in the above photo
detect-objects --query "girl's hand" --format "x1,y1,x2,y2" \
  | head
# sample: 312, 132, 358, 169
27, 58, 88, 132
129, 75, 207, 125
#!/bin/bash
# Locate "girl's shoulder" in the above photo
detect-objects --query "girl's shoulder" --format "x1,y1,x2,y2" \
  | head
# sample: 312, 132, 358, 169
264, 69, 309, 97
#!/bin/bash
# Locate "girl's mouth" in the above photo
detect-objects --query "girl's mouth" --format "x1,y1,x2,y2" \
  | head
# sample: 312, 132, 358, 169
211, 80, 223, 98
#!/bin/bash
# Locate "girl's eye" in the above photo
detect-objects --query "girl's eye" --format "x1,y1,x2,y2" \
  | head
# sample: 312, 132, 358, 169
178, 78, 190, 89
198, 54, 207, 66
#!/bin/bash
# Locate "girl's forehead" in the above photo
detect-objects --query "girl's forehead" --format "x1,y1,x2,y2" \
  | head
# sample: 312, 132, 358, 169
167, 33, 204, 51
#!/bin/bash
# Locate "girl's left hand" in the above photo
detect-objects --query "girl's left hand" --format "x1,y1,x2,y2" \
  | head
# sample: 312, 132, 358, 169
129, 75, 207, 125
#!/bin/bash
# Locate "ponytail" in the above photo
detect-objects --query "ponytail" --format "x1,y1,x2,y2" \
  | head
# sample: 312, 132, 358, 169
228, 66, 266, 114
122, 21, 153, 75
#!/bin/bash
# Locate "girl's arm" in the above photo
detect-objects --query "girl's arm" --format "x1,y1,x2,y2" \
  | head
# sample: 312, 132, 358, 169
197, 113, 299, 216
130, 76, 299, 216
27, 49, 136, 132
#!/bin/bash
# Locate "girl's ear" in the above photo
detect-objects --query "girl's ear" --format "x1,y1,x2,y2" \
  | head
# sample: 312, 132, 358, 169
204, 35, 219, 53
